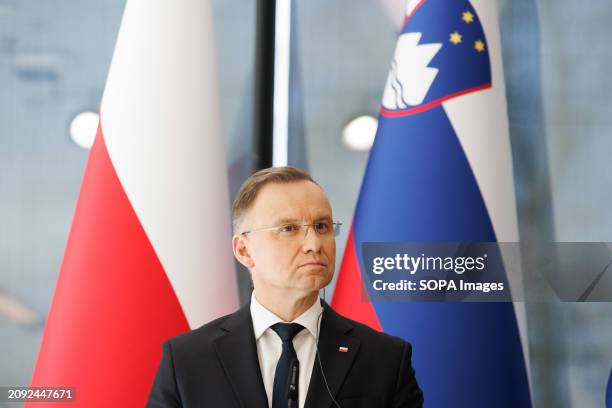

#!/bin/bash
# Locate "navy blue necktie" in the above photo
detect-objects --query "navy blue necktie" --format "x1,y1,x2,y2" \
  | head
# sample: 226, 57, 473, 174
271, 323, 304, 408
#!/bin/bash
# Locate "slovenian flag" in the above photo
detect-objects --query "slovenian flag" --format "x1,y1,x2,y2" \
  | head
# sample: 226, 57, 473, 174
27, 0, 239, 406
332, 0, 532, 406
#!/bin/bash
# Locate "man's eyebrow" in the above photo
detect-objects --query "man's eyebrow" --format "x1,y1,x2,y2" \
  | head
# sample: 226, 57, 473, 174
314, 215, 333, 222
273, 217, 300, 225
272, 215, 332, 225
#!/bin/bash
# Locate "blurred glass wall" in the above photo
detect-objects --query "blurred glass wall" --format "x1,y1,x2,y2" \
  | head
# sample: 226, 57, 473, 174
1, 0, 611, 407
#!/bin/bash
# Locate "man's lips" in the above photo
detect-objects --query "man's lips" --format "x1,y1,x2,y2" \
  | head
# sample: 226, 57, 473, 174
299, 261, 327, 268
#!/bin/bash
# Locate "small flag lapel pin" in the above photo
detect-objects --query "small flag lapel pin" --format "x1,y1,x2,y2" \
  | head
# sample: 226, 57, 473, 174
338, 346, 349, 353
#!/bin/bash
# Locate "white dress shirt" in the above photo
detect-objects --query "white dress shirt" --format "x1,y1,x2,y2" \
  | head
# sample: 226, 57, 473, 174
250, 292, 323, 408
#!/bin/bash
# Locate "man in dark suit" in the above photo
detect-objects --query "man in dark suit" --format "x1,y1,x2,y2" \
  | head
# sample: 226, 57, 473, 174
147, 167, 423, 408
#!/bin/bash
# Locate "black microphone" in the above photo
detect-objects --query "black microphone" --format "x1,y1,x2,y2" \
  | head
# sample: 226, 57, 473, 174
316, 294, 342, 408
286, 357, 299, 407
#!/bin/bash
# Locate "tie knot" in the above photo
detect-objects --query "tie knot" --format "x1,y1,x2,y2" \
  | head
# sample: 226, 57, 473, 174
271, 322, 304, 343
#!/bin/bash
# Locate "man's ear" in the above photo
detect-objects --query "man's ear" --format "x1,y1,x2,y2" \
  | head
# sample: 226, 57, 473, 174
232, 234, 255, 269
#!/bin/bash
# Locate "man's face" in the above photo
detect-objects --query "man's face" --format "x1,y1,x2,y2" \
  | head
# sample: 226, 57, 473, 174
234, 180, 336, 295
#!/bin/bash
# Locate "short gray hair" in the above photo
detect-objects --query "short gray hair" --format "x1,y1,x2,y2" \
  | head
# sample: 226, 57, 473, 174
231, 166, 318, 233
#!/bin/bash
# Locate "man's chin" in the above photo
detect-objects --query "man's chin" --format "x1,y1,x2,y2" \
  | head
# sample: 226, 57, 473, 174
297, 273, 333, 292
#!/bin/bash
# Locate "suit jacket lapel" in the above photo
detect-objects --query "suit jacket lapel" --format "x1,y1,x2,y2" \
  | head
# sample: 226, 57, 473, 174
304, 302, 361, 408
214, 304, 268, 408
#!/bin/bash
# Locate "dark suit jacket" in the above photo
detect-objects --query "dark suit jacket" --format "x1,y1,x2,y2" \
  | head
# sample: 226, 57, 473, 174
146, 301, 423, 408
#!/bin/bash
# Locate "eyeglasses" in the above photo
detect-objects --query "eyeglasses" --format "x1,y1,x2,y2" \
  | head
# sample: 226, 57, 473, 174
241, 221, 342, 241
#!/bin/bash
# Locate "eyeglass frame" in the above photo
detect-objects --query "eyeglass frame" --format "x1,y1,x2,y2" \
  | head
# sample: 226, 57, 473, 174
240, 221, 343, 239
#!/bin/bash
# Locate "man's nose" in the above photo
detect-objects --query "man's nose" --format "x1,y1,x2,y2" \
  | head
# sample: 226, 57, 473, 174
301, 225, 322, 252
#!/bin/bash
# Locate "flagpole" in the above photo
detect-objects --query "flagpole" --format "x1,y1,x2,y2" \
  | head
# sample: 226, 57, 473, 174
253, 0, 276, 170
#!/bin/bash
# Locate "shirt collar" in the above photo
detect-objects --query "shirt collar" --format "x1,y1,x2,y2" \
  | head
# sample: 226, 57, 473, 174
250, 292, 323, 340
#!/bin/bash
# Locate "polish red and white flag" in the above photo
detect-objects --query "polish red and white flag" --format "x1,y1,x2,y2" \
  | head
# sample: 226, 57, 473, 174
27, 1, 239, 406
